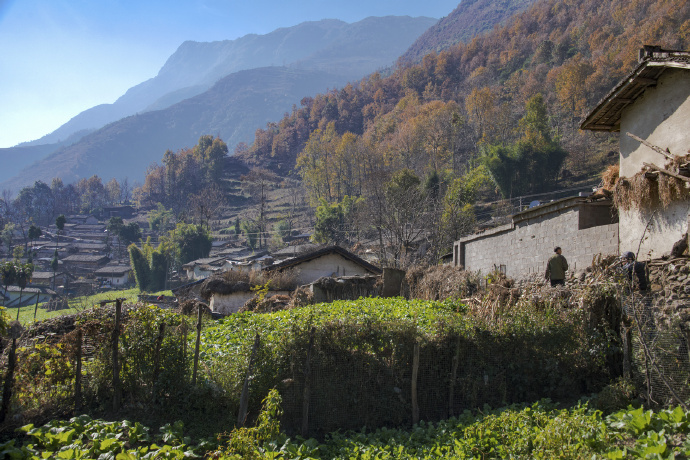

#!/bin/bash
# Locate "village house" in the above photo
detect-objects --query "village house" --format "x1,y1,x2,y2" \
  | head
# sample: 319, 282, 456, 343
181, 257, 229, 280
62, 254, 110, 276
199, 246, 382, 316
2, 285, 57, 308
263, 245, 382, 285
581, 45, 690, 259
29, 271, 70, 289
94, 265, 132, 287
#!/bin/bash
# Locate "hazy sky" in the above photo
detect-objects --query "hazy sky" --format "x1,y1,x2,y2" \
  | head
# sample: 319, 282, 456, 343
0, 0, 459, 148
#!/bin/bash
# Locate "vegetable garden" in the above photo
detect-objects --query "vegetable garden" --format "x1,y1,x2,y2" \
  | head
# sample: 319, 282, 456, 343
0, 282, 688, 458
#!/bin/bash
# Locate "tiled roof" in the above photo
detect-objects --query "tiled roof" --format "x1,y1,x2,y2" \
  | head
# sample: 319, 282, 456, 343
264, 245, 381, 274
63, 254, 109, 263
581, 46, 690, 131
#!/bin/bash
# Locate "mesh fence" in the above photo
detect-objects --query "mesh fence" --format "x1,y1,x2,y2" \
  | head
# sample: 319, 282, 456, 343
270, 326, 610, 436
626, 293, 690, 408
4, 292, 690, 437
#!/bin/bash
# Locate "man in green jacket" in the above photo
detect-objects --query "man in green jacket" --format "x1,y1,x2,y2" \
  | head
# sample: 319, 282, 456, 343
545, 246, 568, 287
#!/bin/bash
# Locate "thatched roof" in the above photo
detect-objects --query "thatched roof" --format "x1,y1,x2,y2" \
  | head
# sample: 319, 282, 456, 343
199, 278, 251, 300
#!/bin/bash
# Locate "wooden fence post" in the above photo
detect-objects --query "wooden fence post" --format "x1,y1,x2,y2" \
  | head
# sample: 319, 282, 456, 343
192, 304, 202, 385
153, 323, 165, 401
237, 334, 261, 428
0, 338, 17, 422
181, 320, 188, 366
301, 327, 316, 437
75, 328, 83, 413
112, 299, 122, 412
448, 338, 461, 417
411, 340, 420, 426
33, 296, 40, 323
622, 325, 632, 380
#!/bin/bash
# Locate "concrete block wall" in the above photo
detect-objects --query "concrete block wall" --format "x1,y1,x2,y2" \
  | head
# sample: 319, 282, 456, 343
456, 205, 619, 280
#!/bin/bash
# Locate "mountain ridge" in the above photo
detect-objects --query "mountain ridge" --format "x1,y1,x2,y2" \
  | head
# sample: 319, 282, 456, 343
2, 15, 436, 191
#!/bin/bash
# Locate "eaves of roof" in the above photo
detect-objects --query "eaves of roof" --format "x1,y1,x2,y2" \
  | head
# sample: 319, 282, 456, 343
581, 47, 690, 132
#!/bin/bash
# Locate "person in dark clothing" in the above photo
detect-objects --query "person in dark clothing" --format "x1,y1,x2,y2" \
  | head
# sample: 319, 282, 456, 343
622, 251, 648, 292
545, 246, 568, 287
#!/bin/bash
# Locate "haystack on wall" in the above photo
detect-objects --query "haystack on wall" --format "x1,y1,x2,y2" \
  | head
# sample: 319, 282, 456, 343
618, 69, 690, 258
454, 199, 618, 280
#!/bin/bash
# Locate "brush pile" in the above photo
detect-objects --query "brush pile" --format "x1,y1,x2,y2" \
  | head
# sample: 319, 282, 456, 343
612, 152, 690, 211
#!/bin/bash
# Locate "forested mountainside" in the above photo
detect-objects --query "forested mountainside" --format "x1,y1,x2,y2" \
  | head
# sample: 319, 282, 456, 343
236, 0, 689, 185
400, 0, 538, 63
220, 0, 688, 261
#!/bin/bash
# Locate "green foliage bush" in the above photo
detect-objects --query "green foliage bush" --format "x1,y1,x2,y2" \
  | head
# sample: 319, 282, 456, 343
2, 293, 624, 440
128, 244, 150, 291
198, 296, 615, 434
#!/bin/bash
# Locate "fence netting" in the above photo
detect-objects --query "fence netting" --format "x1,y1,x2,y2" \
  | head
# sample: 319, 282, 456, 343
625, 292, 690, 408
2, 291, 690, 437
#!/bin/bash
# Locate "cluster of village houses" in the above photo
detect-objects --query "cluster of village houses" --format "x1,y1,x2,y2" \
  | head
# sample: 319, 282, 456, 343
1, 207, 136, 309
3, 46, 689, 313
1, 204, 384, 312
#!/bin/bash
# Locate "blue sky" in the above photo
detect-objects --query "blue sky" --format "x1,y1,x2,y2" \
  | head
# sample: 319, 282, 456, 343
0, 0, 459, 148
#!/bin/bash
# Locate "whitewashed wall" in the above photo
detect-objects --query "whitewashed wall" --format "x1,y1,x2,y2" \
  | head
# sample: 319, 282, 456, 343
618, 69, 690, 258
210, 290, 291, 315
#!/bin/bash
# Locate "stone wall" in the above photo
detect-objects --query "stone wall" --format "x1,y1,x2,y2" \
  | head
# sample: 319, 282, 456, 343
454, 198, 619, 280
210, 290, 291, 315
310, 275, 380, 304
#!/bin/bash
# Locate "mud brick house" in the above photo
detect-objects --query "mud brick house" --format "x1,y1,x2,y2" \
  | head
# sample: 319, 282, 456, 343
264, 245, 382, 285
581, 45, 690, 259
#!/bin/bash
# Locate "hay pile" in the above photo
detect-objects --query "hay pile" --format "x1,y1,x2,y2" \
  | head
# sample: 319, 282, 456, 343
602, 164, 619, 190
199, 268, 299, 300
402, 265, 479, 300
613, 154, 690, 211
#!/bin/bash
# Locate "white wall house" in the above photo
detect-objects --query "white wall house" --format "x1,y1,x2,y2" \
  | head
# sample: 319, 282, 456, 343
581, 46, 690, 259
263, 246, 382, 286
2, 286, 56, 308
94, 266, 132, 286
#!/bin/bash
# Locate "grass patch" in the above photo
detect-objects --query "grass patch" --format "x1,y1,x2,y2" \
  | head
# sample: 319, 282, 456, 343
9, 288, 173, 326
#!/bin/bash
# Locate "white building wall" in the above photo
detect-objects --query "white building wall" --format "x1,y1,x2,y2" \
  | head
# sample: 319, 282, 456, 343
619, 69, 690, 177
619, 202, 690, 260
291, 254, 374, 285
618, 69, 690, 258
